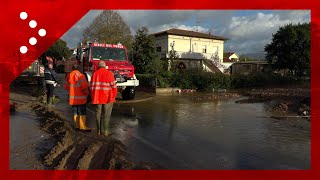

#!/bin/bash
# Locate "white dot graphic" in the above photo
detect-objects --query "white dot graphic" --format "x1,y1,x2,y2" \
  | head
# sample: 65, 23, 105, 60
38, 29, 46, 37
29, 20, 37, 28
20, 46, 28, 54
29, 37, 37, 45
20, 12, 28, 20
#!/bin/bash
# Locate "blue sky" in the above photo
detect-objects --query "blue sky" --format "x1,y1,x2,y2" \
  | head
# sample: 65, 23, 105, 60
61, 10, 310, 56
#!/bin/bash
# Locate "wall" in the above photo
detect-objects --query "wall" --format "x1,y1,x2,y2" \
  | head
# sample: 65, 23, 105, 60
231, 63, 271, 75
155, 34, 225, 63
172, 59, 202, 70
221, 62, 233, 71
155, 35, 169, 56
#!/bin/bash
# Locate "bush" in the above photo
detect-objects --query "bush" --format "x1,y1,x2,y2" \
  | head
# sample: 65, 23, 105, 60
167, 69, 231, 90
135, 74, 156, 87
170, 70, 195, 89
136, 70, 306, 91
230, 72, 306, 89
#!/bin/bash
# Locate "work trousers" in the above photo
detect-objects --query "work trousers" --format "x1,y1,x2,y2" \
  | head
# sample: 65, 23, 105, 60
96, 103, 113, 133
46, 84, 54, 105
72, 104, 86, 116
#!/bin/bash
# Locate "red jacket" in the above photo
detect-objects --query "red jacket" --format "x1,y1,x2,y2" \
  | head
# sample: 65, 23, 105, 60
90, 68, 117, 104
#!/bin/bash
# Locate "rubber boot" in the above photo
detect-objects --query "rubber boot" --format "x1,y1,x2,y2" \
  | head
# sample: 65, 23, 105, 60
79, 115, 91, 132
73, 115, 80, 130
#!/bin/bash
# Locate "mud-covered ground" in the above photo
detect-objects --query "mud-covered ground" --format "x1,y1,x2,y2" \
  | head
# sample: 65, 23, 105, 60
236, 88, 310, 119
31, 101, 161, 170
191, 87, 310, 120
10, 81, 160, 170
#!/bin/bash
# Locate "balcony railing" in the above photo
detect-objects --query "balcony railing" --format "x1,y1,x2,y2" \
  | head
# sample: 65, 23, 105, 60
158, 51, 215, 60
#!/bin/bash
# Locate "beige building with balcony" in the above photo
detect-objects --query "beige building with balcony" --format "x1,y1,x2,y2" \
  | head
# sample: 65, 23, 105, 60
153, 28, 228, 73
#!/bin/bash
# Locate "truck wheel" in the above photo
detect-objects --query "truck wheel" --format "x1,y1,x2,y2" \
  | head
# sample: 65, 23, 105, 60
121, 87, 135, 100
36, 78, 41, 86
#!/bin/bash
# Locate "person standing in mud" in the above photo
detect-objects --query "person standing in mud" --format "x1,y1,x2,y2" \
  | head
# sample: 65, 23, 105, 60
65, 64, 91, 131
44, 63, 58, 106
90, 61, 117, 136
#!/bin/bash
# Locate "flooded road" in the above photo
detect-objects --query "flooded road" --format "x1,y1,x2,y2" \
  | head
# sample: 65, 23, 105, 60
109, 94, 310, 169
10, 76, 310, 170
52, 81, 310, 170
10, 109, 46, 169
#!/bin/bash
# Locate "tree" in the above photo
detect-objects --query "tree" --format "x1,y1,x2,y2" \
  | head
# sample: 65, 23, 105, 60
41, 39, 71, 65
211, 51, 226, 70
131, 27, 159, 74
168, 43, 180, 72
83, 10, 133, 49
265, 23, 310, 76
146, 56, 164, 74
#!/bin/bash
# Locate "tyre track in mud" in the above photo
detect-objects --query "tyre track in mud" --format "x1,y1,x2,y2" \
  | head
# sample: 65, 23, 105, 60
30, 100, 161, 170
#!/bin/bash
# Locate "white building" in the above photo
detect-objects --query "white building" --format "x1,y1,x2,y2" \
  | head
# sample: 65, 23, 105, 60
153, 28, 228, 73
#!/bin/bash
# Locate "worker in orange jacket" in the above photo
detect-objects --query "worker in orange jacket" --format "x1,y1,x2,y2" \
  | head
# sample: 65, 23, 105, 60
90, 61, 117, 136
64, 64, 91, 131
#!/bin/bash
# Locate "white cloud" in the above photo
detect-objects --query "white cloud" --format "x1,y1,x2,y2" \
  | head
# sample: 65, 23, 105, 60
61, 10, 310, 55
148, 24, 210, 34
119, 10, 233, 34
218, 11, 310, 55
227, 12, 308, 40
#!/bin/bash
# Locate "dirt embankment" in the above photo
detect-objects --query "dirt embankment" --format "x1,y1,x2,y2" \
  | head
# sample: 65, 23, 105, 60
192, 92, 241, 101
190, 87, 310, 120
10, 81, 160, 170
236, 88, 310, 119
30, 101, 161, 170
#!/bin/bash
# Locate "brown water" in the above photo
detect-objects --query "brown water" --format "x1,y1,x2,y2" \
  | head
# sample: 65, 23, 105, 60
108, 94, 310, 170
11, 75, 309, 170
10, 109, 46, 169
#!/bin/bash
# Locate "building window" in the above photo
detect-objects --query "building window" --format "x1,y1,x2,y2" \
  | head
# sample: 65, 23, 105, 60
202, 45, 207, 53
156, 46, 161, 52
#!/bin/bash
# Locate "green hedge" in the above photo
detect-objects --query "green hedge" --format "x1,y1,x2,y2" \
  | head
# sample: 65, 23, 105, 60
135, 74, 156, 87
230, 73, 303, 89
137, 70, 306, 91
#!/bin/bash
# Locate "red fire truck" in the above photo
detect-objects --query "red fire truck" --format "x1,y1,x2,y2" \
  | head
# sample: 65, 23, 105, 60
73, 42, 139, 100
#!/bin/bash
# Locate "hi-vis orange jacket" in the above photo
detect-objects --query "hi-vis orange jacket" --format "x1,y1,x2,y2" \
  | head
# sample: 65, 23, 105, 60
90, 68, 117, 104
64, 70, 89, 105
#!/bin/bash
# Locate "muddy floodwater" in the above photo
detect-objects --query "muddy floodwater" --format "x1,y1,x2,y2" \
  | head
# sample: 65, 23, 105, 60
10, 82, 310, 169
109, 94, 310, 170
